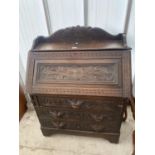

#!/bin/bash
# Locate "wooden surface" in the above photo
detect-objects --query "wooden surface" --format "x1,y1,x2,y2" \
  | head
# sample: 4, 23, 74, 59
19, 84, 27, 121
26, 50, 131, 98
26, 26, 132, 143
32, 26, 130, 51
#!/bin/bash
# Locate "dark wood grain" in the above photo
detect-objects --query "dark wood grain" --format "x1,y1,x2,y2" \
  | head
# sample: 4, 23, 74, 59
19, 84, 27, 121
26, 26, 132, 143
31, 26, 131, 51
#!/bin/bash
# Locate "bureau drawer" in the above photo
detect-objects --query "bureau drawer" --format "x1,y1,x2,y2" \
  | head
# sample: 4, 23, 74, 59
35, 106, 122, 123
39, 117, 121, 133
32, 95, 123, 112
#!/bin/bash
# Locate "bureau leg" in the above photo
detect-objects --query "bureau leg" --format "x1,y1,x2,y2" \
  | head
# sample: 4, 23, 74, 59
41, 127, 53, 136
104, 134, 120, 144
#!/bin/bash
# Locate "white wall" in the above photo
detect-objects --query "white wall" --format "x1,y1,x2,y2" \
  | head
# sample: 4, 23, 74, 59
87, 0, 128, 34
19, 0, 135, 86
47, 0, 84, 33
126, 0, 135, 95
19, 0, 48, 82
127, 0, 135, 78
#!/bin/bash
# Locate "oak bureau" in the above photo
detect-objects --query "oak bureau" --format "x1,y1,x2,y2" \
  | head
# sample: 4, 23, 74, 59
26, 26, 132, 143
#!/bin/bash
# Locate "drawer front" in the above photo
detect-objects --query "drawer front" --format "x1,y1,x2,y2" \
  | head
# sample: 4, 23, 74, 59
39, 118, 120, 133
33, 95, 123, 112
35, 106, 122, 123
35, 106, 123, 133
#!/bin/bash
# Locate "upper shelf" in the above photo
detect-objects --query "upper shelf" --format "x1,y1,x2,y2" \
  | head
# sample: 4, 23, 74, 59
31, 26, 131, 51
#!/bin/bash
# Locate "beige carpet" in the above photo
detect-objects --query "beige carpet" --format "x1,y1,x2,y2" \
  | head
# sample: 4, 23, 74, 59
19, 107, 134, 155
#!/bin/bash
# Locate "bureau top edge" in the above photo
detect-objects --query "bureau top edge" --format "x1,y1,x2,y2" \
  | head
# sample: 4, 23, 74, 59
31, 26, 131, 51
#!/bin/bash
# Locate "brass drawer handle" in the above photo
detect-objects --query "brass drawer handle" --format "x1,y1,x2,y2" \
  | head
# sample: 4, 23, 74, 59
68, 99, 83, 109
52, 121, 65, 129
49, 111, 64, 118
90, 114, 105, 122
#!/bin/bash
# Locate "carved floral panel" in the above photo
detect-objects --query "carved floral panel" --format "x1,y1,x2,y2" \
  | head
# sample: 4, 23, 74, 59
36, 63, 119, 84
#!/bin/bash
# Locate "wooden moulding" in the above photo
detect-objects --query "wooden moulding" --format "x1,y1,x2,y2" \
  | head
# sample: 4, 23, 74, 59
41, 127, 120, 143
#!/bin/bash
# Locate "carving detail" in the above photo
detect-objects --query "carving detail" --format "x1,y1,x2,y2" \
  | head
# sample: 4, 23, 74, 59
68, 99, 83, 109
36, 96, 123, 114
32, 26, 125, 49
37, 105, 122, 132
90, 114, 106, 122
51, 121, 65, 129
36, 63, 118, 84
49, 111, 64, 119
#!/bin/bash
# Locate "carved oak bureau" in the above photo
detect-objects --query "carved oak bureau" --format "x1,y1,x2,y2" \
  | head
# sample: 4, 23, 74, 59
26, 26, 132, 143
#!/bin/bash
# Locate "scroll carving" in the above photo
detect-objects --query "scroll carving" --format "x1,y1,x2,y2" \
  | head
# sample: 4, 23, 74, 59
36, 63, 118, 84
32, 26, 125, 49
67, 99, 83, 109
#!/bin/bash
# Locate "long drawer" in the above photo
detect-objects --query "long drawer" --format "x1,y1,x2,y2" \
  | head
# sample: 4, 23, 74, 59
32, 95, 124, 133
39, 117, 121, 133
35, 106, 123, 123
35, 105, 123, 133
32, 95, 123, 112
